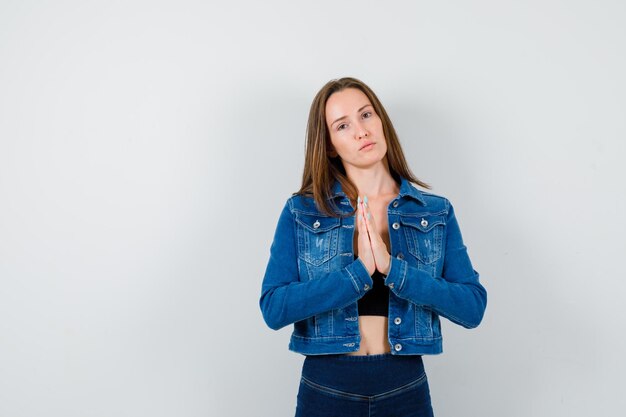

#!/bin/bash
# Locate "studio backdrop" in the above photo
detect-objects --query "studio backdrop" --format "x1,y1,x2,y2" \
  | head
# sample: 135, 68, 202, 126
1, 1, 625, 416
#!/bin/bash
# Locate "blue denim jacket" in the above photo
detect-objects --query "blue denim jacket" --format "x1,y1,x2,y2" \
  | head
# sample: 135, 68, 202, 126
259, 177, 487, 355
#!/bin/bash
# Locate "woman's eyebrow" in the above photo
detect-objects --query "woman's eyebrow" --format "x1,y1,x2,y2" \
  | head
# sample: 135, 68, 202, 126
331, 104, 372, 127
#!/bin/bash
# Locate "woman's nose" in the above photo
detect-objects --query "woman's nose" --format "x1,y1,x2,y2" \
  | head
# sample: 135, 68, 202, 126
355, 121, 368, 139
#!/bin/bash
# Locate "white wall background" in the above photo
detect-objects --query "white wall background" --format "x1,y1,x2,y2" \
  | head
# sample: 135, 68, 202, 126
1, 1, 624, 416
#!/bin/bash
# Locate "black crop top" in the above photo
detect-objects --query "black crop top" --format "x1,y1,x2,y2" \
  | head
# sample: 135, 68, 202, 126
356, 257, 390, 316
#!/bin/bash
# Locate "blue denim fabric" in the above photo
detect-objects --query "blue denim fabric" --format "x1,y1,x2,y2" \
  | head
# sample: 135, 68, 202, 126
295, 353, 433, 417
260, 177, 487, 355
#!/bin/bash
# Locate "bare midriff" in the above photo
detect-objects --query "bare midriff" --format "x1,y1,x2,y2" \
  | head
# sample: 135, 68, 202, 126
348, 196, 393, 356
347, 316, 391, 355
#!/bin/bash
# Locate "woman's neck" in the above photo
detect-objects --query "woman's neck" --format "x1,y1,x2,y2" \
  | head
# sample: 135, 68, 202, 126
345, 163, 399, 199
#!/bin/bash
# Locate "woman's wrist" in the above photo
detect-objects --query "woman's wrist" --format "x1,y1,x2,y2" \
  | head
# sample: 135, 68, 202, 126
381, 253, 391, 276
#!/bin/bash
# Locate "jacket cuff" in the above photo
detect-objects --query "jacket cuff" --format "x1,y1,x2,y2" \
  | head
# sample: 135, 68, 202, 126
345, 258, 374, 296
384, 256, 407, 292
384, 256, 435, 305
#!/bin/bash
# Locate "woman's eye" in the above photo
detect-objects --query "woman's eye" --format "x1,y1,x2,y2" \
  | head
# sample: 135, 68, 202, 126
337, 123, 347, 131
362, 111, 372, 119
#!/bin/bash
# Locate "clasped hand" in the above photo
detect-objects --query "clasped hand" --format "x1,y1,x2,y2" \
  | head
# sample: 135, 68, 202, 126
356, 196, 391, 276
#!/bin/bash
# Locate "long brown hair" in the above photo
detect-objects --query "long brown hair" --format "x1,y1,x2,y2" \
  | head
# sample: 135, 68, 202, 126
297, 77, 431, 217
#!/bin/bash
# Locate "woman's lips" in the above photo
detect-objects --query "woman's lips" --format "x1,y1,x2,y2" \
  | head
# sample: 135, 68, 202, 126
360, 142, 375, 151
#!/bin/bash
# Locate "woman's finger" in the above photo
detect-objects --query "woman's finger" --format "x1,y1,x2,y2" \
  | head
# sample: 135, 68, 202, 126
363, 197, 377, 234
355, 197, 375, 275
359, 200, 371, 245
362, 196, 391, 275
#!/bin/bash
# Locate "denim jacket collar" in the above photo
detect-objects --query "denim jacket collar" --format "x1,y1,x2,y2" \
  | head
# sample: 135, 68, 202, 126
330, 176, 426, 205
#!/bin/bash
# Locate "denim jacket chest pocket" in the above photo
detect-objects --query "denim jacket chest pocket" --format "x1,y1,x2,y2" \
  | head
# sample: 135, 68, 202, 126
400, 214, 445, 265
294, 211, 342, 268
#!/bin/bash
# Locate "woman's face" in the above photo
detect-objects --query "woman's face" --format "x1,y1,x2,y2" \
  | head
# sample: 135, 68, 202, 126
325, 88, 388, 171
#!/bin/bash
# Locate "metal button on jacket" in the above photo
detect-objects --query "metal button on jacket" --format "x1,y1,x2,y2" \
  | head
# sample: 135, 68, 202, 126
313, 220, 321, 229
394, 343, 403, 351
392, 222, 400, 230
392, 200, 399, 207
394, 317, 402, 325
420, 218, 428, 227
364, 284, 370, 291
397, 253, 404, 260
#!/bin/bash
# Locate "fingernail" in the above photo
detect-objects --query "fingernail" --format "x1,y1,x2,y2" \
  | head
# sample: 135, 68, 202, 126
357, 196, 361, 204
364, 195, 368, 204
367, 213, 371, 219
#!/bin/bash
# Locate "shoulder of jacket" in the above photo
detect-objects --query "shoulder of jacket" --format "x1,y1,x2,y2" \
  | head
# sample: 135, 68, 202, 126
419, 190, 448, 202
415, 189, 452, 212
286, 193, 318, 214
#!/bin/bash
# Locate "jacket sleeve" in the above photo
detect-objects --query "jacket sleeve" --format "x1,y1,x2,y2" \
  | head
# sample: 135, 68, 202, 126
259, 198, 374, 331
383, 199, 487, 328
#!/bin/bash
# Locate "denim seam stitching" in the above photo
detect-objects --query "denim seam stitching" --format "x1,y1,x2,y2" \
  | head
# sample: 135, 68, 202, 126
398, 259, 408, 292
300, 373, 428, 402
300, 376, 369, 401
291, 334, 359, 341
345, 265, 361, 294
372, 372, 428, 400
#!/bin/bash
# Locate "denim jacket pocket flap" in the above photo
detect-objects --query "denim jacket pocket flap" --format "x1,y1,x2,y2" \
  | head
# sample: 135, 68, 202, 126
294, 212, 341, 233
399, 215, 445, 232
294, 212, 341, 267
400, 215, 445, 264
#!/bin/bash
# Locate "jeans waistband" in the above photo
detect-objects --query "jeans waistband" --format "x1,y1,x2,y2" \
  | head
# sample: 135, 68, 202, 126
301, 353, 426, 396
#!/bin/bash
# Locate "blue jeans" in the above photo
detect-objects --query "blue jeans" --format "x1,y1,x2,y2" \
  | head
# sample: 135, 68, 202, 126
295, 353, 434, 417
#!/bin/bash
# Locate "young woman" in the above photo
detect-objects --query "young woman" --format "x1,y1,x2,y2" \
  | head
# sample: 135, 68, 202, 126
259, 77, 487, 416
